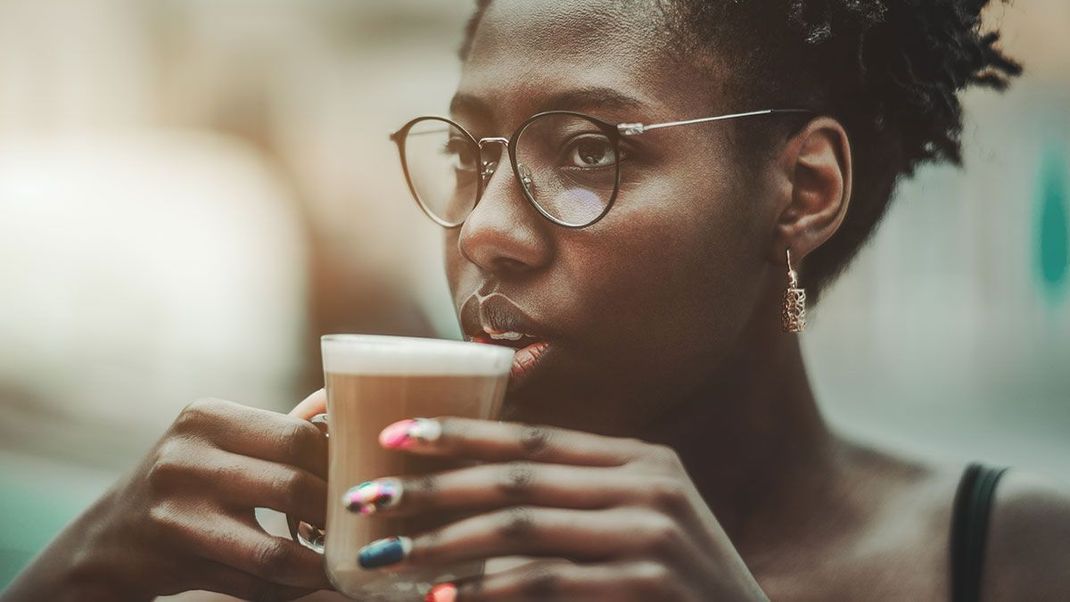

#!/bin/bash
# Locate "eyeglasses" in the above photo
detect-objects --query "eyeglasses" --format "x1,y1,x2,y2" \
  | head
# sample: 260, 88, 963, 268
390, 108, 813, 229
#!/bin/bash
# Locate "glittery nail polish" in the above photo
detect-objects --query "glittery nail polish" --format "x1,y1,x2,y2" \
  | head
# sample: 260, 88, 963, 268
379, 418, 442, 449
357, 536, 411, 569
343, 479, 402, 514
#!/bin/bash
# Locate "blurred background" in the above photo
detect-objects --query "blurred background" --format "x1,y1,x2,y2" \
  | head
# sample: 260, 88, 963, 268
0, 0, 1067, 593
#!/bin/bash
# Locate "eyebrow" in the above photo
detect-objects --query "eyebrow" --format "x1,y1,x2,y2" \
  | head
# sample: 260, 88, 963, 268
449, 86, 649, 124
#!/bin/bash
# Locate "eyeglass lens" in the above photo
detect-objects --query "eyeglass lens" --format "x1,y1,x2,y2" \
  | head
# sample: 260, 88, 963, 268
401, 113, 619, 227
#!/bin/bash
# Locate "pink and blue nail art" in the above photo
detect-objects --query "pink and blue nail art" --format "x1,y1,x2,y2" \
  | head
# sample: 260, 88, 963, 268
379, 418, 442, 449
343, 479, 402, 515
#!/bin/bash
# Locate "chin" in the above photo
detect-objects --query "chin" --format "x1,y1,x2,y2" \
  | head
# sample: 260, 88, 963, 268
500, 374, 638, 436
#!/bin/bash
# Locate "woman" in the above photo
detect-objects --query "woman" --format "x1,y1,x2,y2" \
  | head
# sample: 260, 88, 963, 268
6, 0, 1068, 600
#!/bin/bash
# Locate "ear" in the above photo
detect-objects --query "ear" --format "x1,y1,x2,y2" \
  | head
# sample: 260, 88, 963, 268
768, 117, 852, 267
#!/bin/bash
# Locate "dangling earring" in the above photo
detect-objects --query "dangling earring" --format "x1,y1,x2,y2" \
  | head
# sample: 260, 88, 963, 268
782, 248, 806, 333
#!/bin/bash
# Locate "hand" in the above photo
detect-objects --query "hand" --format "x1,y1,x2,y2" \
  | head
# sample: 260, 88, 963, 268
343, 417, 768, 602
3, 393, 331, 602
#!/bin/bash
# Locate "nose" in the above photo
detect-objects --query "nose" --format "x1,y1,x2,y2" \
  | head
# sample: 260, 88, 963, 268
458, 139, 552, 276
477, 137, 510, 187
478, 139, 536, 199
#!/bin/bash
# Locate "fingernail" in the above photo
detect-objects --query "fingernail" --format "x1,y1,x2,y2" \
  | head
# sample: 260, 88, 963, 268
343, 479, 402, 515
357, 536, 411, 569
379, 418, 441, 449
426, 583, 458, 602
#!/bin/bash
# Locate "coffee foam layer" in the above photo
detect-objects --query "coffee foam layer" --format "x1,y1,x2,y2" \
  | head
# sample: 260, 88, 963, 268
322, 335, 515, 376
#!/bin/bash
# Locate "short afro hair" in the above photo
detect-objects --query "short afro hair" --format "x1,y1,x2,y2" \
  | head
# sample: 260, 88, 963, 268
460, 0, 1022, 305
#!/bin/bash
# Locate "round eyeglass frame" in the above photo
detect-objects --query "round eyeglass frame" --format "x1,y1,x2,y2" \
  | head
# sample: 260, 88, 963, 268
390, 110, 624, 229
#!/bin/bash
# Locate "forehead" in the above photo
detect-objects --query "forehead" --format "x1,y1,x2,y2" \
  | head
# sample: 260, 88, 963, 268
456, 0, 723, 129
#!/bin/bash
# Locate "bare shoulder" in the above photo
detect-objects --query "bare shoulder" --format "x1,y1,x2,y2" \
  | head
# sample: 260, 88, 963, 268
755, 440, 966, 601
983, 470, 1070, 601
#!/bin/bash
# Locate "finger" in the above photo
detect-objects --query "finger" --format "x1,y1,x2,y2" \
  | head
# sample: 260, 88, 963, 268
176, 398, 328, 479
355, 506, 699, 570
211, 449, 328, 526
289, 389, 326, 421
443, 559, 679, 602
149, 443, 327, 526
180, 558, 320, 601
377, 417, 643, 466
174, 511, 330, 589
342, 463, 638, 517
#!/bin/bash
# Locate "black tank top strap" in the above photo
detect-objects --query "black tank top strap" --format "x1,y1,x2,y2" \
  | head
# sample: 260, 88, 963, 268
949, 462, 1009, 602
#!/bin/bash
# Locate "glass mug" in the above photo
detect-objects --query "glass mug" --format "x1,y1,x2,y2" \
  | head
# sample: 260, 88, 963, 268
289, 335, 514, 600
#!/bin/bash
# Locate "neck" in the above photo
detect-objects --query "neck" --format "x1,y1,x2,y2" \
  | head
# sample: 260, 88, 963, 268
638, 299, 837, 550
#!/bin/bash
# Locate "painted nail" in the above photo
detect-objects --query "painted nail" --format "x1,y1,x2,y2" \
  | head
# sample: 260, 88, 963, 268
343, 479, 402, 515
426, 583, 458, 602
379, 418, 442, 449
357, 536, 411, 569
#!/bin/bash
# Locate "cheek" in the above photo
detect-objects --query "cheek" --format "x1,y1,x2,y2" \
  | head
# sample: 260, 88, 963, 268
443, 231, 465, 300
567, 173, 763, 381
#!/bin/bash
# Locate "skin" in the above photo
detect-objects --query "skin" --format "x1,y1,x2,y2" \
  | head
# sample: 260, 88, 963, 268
3, 1, 1068, 601
1, 395, 333, 601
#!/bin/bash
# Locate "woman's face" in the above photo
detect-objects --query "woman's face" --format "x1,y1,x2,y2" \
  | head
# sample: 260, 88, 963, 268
446, 0, 782, 434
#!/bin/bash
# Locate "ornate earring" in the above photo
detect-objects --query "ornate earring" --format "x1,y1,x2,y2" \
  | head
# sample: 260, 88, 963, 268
782, 248, 806, 333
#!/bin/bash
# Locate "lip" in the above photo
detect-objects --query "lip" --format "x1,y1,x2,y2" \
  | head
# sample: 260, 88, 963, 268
461, 292, 553, 341
460, 291, 555, 388
507, 339, 552, 390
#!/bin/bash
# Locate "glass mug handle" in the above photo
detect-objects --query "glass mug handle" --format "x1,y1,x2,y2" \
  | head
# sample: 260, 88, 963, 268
286, 412, 329, 554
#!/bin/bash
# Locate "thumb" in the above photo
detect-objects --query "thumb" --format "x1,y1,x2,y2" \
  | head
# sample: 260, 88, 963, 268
289, 388, 326, 420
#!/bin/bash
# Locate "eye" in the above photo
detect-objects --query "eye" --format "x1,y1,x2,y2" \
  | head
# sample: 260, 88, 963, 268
443, 137, 479, 172
563, 134, 617, 168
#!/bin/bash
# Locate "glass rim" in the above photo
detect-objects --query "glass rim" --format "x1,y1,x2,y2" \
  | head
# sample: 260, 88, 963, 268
321, 333, 510, 354
321, 334, 515, 376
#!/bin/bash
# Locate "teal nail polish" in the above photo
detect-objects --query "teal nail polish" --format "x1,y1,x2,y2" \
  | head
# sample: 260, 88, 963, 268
358, 536, 410, 569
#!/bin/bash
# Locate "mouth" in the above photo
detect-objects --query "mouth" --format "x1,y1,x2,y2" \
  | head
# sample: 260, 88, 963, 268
461, 292, 555, 389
